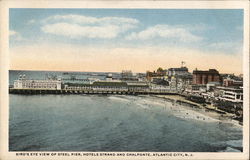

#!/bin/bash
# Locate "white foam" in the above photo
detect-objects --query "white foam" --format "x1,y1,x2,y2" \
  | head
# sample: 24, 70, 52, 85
226, 139, 242, 148
108, 96, 130, 102
135, 98, 167, 107
220, 146, 241, 152
172, 108, 219, 122
135, 103, 150, 109
151, 97, 243, 126
110, 95, 242, 126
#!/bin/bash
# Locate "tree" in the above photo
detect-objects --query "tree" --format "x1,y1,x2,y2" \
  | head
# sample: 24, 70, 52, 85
157, 67, 164, 73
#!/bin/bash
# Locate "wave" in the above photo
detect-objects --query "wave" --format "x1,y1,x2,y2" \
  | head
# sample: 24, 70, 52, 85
132, 97, 219, 123
220, 146, 241, 152
226, 139, 242, 148
172, 108, 219, 122
134, 102, 150, 110
213, 139, 243, 152
135, 98, 167, 107
108, 96, 130, 102
110, 95, 242, 126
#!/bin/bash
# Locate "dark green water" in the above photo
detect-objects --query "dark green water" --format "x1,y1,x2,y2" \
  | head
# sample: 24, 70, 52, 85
9, 94, 242, 152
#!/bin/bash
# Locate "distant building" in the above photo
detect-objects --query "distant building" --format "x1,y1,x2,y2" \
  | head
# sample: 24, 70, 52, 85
185, 84, 207, 94
192, 69, 220, 85
167, 67, 189, 77
206, 81, 221, 91
146, 71, 165, 81
106, 73, 113, 81
121, 70, 133, 79
223, 78, 234, 87
174, 74, 193, 90
223, 77, 243, 87
151, 78, 169, 85
121, 70, 138, 81
14, 75, 62, 90
239, 74, 243, 79
233, 80, 243, 86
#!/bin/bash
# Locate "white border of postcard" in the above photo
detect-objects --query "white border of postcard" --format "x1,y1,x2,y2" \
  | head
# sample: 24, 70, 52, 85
0, 0, 249, 160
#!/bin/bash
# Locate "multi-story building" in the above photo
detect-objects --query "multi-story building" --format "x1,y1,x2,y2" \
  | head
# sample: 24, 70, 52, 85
185, 84, 207, 94
14, 75, 62, 90
223, 77, 243, 87
146, 71, 165, 81
121, 70, 133, 79
223, 78, 234, 87
215, 86, 243, 103
167, 67, 189, 77
192, 69, 220, 85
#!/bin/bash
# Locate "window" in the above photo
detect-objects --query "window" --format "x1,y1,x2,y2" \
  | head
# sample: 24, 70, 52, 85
236, 95, 240, 99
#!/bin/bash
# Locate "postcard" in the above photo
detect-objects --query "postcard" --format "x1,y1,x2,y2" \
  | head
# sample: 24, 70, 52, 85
0, 0, 249, 160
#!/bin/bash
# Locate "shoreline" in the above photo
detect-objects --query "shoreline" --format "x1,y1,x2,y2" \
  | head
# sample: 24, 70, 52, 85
152, 94, 242, 127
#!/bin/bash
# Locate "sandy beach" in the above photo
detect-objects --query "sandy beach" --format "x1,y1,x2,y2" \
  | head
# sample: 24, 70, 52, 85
151, 95, 242, 127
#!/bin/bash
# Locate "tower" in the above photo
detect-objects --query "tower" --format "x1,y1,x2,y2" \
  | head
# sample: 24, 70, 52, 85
181, 61, 186, 68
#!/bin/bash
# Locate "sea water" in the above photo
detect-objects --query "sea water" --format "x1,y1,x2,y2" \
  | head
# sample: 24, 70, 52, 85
9, 71, 243, 152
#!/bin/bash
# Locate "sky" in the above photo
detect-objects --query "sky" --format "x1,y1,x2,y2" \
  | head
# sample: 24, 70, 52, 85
9, 9, 243, 74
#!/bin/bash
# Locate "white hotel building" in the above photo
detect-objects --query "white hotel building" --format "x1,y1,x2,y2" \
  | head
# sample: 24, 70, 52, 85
216, 86, 243, 103
14, 75, 62, 90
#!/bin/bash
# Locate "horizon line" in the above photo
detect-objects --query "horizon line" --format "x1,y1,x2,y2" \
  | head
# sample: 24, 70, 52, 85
9, 69, 243, 75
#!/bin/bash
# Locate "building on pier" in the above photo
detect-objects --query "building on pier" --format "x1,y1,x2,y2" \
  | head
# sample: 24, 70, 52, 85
92, 81, 128, 92
127, 81, 149, 92
14, 75, 62, 90
64, 81, 150, 92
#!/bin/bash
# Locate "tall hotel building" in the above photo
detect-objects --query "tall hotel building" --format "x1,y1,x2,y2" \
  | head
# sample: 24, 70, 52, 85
192, 69, 220, 85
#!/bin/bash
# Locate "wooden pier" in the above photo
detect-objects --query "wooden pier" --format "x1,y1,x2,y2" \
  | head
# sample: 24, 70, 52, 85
9, 88, 178, 95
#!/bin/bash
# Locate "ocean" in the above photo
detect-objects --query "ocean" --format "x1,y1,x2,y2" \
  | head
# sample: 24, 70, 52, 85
9, 70, 243, 152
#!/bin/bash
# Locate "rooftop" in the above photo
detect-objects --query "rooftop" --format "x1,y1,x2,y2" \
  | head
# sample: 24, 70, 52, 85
92, 81, 128, 87
193, 69, 219, 74
168, 67, 188, 71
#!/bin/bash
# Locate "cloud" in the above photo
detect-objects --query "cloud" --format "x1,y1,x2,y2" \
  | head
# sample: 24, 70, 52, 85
125, 24, 202, 42
43, 14, 138, 26
9, 30, 23, 41
185, 23, 214, 31
27, 19, 36, 24
42, 23, 120, 39
208, 41, 242, 54
41, 14, 139, 39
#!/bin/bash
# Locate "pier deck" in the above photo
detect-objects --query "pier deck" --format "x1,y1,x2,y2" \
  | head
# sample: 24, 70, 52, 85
9, 88, 178, 95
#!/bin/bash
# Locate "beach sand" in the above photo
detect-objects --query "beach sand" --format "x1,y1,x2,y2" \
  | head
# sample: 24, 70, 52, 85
152, 95, 242, 127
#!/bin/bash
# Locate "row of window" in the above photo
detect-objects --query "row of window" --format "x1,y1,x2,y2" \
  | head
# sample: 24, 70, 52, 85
23, 84, 57, 87
223, 95, 243, 100
23, 86, 57, 89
